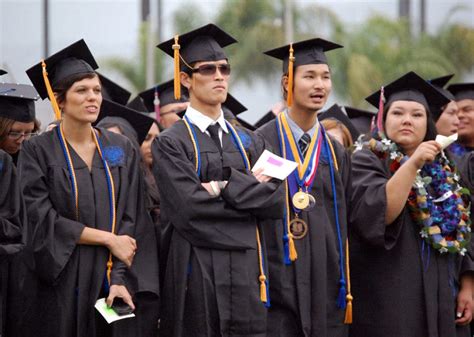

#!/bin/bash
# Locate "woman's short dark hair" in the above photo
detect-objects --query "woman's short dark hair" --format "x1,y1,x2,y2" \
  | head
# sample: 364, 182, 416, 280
383, 101, 437, 142
54, 72, 98, 105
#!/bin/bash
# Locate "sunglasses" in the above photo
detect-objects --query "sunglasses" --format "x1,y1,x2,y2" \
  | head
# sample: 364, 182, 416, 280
191, 64, 231, 76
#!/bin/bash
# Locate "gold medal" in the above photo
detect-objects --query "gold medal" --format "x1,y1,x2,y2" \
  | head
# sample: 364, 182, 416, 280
290, 218, 308, 239
292, 191, 310, 209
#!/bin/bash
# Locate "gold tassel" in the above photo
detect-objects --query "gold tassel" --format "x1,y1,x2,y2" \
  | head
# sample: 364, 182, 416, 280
289, 235, 298, 261
344, 294, 353, 324
172, 35, 181, 100
287, 43, 295, 107
106, 256, 113, 285
344, 239, 353, 324
41, 59, 62, 120
259, 275, 267, 303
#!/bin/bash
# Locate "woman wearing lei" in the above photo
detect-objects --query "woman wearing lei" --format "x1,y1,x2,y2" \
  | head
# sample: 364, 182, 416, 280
349, 71, 474, 337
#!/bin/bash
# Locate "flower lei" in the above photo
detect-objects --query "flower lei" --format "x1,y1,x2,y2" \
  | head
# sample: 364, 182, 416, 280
362, 137, 471, 255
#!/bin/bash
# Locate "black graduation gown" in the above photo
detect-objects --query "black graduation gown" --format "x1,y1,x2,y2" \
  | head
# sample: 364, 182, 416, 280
13, 128, 158, 337
0, 150, 26, 337
257, 120, 351, 337
152, 120, 284, 337
349, 149, 473, 337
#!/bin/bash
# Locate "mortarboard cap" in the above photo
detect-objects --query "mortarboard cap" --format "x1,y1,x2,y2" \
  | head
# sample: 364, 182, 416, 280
264, 38, 343, 72
264, 38, 342, 107
157, 23, 237, 100
26, 39, 98, 100
222, 93, 247, 116
447, 83, 474, 101
366, 71, 450, 114
344, 106, 376, 136
319, 104, 359, 141
0, 69, 7, 76
97, 72, 131, 105
95, 99, 154, 145
427, 74, 455, 120
0, 83, 39, 122
139, 79, 189, 112
126, 96, 148, 113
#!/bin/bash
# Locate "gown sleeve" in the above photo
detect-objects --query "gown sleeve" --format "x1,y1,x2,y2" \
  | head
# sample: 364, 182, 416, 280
0, 152, 25, 258
221, 132, 284, 220
17, 140, 85, 285
153, 134, 278, 250
350, 149, 404, 250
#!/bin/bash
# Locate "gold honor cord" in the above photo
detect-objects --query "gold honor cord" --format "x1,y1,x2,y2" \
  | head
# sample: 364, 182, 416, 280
57, 125, 117, 286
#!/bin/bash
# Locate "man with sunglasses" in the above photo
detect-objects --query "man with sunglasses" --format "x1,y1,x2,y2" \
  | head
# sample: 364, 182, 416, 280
257, 39, 352, 337
0, 82, 40, 165
153, 23, 284, 337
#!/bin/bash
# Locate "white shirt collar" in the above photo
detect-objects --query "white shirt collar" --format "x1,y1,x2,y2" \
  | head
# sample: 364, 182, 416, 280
184, 105, 229, 133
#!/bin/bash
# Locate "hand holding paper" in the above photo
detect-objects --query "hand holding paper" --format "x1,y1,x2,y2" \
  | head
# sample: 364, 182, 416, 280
251, 150, 298, 180
435, 133, 458, 150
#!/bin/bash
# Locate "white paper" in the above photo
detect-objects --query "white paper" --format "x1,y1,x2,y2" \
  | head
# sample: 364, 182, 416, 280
251, 150, 298, 180
95, 298, 135, 324
435, 133, 458, 150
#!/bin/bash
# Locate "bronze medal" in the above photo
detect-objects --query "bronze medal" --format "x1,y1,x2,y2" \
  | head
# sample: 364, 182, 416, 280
292, 191, 310, 210
290, 218, 308, 239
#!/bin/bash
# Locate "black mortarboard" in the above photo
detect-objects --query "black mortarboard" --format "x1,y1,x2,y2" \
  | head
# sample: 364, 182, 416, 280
222, 93, 247, 116
264, 38, 342, 107
138, 80, 189, 112
264, 38, 342, 72
345, 106, 376, 135
366, 71, 450, 114
95, 99, 154, 145
26, 39, 98, 100
0, 83, 39, 122
157, 23, 237, 100
318, 104, 359, 141
447, 83, 474, 101
97, 72, 131, 105
427, 74, 455, 120
254, 111, 277, 129
126, 96, 148, 113
157, 23, 237, 65
0, 69, 7, 76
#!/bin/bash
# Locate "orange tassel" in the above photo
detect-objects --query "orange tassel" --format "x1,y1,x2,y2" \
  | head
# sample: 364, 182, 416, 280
172, 35, 181, 100
41, 60, 62, 120
259, 275, 267, 303
287, 43, 295, 107
289, 235, 298, 261
344, 294, 353, 324
106, 257, 113, 285
344, 239, 353, 324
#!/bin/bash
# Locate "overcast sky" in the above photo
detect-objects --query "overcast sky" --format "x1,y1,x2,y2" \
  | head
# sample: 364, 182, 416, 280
1, 0, 473, 125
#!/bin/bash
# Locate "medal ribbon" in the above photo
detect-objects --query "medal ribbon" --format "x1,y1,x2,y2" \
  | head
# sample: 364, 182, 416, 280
57, 124, 117, 289
183, 117, 269, 306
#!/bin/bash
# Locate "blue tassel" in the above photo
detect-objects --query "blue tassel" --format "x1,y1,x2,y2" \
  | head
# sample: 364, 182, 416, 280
336, 279, 347, 309
283, 234, 291, 265
265, 279, 271, 308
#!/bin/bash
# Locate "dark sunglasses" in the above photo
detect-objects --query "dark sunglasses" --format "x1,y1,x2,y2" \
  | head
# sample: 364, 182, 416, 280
191, 64, 231, 76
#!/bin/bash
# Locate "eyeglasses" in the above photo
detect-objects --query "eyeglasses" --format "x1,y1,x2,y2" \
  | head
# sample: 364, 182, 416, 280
191, 64, 231, 76
7, 131, 38, 140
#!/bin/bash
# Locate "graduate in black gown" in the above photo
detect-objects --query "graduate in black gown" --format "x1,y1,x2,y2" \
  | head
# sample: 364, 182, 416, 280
350, 71, 474, 337
96, 99, 161, 337
0, 82, 40, 165
0, 150, 26, 337
258, 38, 352, 337
153, 23, 284, 337
12, 39, 153, 337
